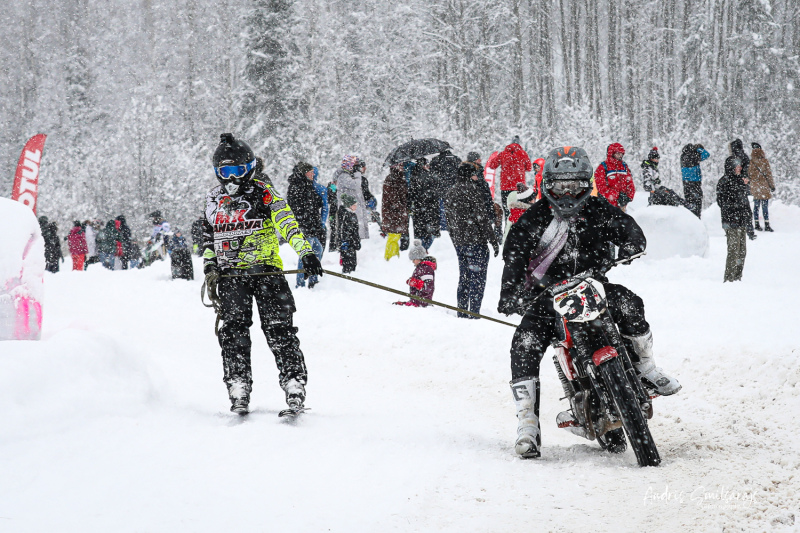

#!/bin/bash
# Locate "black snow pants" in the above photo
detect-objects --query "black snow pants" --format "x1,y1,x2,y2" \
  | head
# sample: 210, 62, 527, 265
510, 283, 649, 381
217, 270, 308, 389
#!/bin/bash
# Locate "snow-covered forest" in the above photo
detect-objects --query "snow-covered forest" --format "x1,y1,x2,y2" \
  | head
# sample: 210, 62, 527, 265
2, 0, 799, 231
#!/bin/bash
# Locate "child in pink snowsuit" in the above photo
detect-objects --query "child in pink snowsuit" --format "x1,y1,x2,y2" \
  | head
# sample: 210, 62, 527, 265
394, 239, 436, 307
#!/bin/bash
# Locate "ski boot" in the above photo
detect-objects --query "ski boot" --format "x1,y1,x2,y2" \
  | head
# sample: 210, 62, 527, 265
624, 330, 682, 396
510, 377, 541, 458
765, 222, 774, 232
227, 379, 251, 415
283, 378, 306, 410
754, 220, 763, 231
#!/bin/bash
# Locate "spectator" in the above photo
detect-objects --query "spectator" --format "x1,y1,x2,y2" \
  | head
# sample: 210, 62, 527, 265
594, 143, 635, 211
335, 155, 370, 242
408, 158, 441, 251
191, 216, 205, 256
67, 221, 88, 271
312, 167, 329, 250
394, 239, 437, 307
286, 161, 325, 288
96, 219, 120, 270
116, 215, 135, 269
381, 163, 409, 261
680, 143, 710, 217
145, 210, 170, 264
40, 220, 62, 273
486, 135, 533, 219
717, 156, 756, 282
444, 162, 500, 318
531, 157, 545, 200
338, 193, 361, 274
467, 151, 500, 243
749, 142, 776, 232
84, 220, 99, 268
642, 147, 687, 208
729, 139, 751, 179
430, 149, 461, 231
167, 227, 194, 280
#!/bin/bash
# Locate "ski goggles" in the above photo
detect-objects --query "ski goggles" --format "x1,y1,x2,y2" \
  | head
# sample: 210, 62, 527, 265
215, 159, 256, 181
545, 179, 591, 197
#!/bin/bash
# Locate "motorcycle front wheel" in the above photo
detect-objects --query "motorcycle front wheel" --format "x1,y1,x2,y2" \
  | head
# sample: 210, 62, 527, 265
598, 357, 661, 466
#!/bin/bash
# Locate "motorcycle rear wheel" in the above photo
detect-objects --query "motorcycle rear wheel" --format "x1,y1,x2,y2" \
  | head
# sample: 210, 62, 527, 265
598, 358, 661, 466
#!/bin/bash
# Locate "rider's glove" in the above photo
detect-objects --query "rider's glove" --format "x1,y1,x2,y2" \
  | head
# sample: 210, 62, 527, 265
498, 295, 522, 316
204, 265, 220, 304
617, 243, 643, 264
617, 192, 631, 207
301, 253, 323, 279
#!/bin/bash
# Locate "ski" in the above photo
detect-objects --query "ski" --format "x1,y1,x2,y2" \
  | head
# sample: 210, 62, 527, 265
278, 407, 309, 418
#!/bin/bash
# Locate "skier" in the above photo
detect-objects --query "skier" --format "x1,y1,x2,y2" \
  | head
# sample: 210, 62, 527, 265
594, 143, 635, 211
498, 146, 681, 458
201, 133, 323, 415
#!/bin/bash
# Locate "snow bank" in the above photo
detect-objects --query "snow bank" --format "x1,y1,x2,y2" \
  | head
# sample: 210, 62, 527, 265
0, 197, 44, 340
629, 204, 709, 259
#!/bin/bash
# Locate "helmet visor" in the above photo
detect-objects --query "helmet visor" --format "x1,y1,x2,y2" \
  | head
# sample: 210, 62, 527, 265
215, 159, 256, 182
545, 178, 591, 198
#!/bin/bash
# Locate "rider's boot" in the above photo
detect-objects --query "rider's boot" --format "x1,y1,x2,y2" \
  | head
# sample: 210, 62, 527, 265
510, 377, 541, 458
624, 330, 682, 396
227, 378, 251, 415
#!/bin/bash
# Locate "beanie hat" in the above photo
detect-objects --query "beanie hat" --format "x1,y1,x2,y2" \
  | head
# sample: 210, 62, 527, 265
295, 161, 313, 175
341, 193, 357, 207
467, 151, 481, 162
341, 154, 359, 171
648, 147, 659, 160
408, 239, 427, 261
751, 142, 762, 150
516, 182, 534, 201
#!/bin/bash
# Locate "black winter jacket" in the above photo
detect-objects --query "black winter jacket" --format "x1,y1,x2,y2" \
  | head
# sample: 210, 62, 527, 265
409, 166, 441, 240
499, 197, 646, 314
338, 209, 361, 251
444, 174, 497, 247
287, 169, 325, 241
716, 164, 753, 230
430, 151, 461, 196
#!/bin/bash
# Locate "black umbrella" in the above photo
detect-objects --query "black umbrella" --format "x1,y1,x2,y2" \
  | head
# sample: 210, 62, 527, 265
383, 138, 451, 167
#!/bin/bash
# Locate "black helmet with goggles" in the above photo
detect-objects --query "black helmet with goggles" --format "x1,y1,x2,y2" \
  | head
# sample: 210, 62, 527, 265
541, 146, 593, 218
213, 133, 256, 195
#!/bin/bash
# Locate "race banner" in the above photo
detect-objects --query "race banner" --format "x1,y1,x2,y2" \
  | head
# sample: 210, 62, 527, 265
11, 134, 47, 214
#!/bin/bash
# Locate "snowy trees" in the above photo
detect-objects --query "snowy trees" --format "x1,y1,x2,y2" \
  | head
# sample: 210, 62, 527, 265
2, 0, 800, 231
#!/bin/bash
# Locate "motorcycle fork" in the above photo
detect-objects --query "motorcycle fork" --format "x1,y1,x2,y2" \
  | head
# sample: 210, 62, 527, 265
597, 313, 653, 416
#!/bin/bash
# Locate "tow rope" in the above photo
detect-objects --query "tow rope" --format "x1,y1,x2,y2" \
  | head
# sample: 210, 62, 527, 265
201, 268, 519, 333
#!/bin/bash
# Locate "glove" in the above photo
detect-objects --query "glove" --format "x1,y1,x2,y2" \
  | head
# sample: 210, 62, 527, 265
384, 233, 400, 261
617, 243, 643, 263
407, 277, 424, 290
301, 253, 323, 279
491, 240, 500, 257
618, 192, 631, 207
204, 267, 220, 305
498, 296, 521, 316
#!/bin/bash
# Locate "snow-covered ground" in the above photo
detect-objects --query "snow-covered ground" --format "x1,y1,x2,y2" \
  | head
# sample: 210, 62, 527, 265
2, 202, 799, 532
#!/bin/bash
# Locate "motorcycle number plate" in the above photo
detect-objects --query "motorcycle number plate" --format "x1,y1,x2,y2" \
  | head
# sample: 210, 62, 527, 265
553, 278, 606, 322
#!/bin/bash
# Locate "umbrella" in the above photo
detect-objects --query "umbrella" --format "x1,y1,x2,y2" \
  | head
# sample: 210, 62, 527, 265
383, 138, 451, 167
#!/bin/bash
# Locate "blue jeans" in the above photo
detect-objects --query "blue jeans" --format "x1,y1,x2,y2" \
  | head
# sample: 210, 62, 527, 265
753, 199, 769, 221
296, 236, 324, 287
439, 198, 448, 231
455, 244, 489, 318
99, 252, 114, 270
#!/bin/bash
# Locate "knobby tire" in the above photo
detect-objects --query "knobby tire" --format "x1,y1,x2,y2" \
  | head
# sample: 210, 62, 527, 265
599, 357, 661, 467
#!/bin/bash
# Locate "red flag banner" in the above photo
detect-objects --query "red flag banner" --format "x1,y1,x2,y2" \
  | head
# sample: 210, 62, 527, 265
11, 134, 47, 214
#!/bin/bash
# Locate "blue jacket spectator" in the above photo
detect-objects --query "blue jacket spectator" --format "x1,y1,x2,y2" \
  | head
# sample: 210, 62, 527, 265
680, 144, 710, 218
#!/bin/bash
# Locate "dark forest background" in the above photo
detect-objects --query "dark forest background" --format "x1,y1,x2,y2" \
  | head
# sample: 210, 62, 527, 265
2, 0, 799, 235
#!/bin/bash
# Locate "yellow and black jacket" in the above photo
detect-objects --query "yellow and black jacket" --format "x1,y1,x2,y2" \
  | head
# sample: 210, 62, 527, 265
202, 179, 313, 272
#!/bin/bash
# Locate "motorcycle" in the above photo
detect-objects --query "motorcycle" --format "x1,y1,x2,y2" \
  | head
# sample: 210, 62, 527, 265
541, 252, 661, 467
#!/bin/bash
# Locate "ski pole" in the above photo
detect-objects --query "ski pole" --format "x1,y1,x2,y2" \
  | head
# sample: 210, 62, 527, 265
220, 268, 520, 328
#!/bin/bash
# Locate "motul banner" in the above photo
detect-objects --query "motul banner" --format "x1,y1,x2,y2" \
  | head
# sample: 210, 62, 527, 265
11, 134, 47, 214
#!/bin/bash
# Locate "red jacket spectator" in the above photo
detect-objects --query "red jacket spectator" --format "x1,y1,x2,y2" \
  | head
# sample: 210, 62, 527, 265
531, 157, 545, 200
487, 142, 533, 192
67, 225, 88, 255
594, 143, 635, 208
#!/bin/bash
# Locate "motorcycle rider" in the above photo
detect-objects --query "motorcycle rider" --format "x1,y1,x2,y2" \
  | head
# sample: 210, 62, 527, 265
202, 133, 324, 415
498, 146, 681, 458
